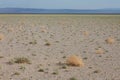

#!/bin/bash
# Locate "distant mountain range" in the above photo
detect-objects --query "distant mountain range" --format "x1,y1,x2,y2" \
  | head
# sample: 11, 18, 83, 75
0, 8, 120, 14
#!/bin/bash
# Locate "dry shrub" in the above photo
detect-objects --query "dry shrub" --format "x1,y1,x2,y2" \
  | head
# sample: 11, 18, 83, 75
19, 25, 24, 31
40, 25, 48, 33
0, 34, 4, 41
45, 42, 51, 46
41, 29, 47, 32
14, 57, 31, 64
96, 48, 104, 54
83, 31, 89, 36
8, 28, 14, 32
6, 57, 30, 65
106, 37, 115, 44
66, 55, 84, 67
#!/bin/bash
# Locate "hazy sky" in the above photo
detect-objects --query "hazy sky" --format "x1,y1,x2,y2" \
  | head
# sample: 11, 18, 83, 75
0, 0, 120, 9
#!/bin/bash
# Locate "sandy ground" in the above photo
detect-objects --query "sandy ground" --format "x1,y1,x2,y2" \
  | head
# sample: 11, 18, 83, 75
0, 15, 120, 80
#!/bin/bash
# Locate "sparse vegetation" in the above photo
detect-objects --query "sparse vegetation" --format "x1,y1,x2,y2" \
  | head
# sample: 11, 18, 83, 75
0, 14, 120, 80
19, 66, 26, 71
8, 28, 14, 32
0, 66, 1, 69
83, 57, 88, 60
95, 48, 104, 54
14, 57, 31, 64
83, 31, 89, 36
0, 34, 4, 41
29, 40, 37, 45
62, 56, 66, 58
45, 42, 51, 46
61, 65, 67, 69
13, 72, 20, 75
93, 70, 101, 73
88, 66, 92, 69
67, 55, 84, 67
0, 56, 4, 58
38, 69, 44, 72
7, 59, 14, 65
41, 28, 47, 33
31, 53, 36, 56
52, 71, 58, 75
7, 57, 31, 64
83, 51, 86, 53
106, 37, 115, 44
70, 77, 77, 80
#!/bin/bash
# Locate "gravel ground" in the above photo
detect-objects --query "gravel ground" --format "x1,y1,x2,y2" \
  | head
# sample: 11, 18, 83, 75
0, 14, 120, 80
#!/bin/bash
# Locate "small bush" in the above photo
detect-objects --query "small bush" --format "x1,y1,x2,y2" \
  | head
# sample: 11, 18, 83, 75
38, 69, 44, 72
70, 77, 77, 80
0, 56, 4, 58
52, 71, 59, 75
13, 72, 20, 75
13, 57, 31, 64
45, 42, 51, 46
106, 37, 115, 44
7, 57, 31, 65
67, 55, 84, 67
61, 65, 67, 69
29, 40, 37, 45
0, 34, 4, 41
95, 48, 104, 54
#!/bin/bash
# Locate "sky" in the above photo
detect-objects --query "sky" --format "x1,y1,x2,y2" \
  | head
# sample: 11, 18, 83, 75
0, 0, 120, 9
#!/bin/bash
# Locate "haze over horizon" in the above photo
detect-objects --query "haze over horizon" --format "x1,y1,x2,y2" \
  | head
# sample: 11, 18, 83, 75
0, 0, 120, 9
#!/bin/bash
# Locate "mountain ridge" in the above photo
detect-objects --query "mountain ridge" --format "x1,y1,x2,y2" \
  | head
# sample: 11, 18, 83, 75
0, 8, 120, 14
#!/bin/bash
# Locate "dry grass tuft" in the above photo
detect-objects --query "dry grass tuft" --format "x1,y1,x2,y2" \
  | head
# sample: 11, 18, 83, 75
40, 25, 48, 33
45, 42, 51, 46
106, 37, 115, 44
69, 77, 77, 80
66, 55, 84, 67
0, 56, 4, 58
7, 57, 31, 64
8, 28, 14, 32
38, 69, 44, 72
41, 29, 47, 33
0, 34, 4, 41
14, 57, 31, 64
13, 72, 20, 75
95, 48, 104, 54
83, 31, 89, 36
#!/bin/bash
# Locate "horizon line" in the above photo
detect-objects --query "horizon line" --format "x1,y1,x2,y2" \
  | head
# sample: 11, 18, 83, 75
1, 7, 120, 10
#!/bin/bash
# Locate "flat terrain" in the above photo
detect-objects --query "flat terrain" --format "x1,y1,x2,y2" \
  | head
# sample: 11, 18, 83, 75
0, 14, 120, 80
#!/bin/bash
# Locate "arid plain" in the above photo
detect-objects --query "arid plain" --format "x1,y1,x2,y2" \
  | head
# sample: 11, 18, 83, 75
0, 15, 120, 80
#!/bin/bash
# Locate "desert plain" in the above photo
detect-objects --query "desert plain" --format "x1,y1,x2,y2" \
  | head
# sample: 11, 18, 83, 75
0, 14, 120, 80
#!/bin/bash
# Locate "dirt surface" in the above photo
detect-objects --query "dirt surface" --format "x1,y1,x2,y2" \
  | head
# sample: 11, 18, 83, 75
0, 15, 120, 80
